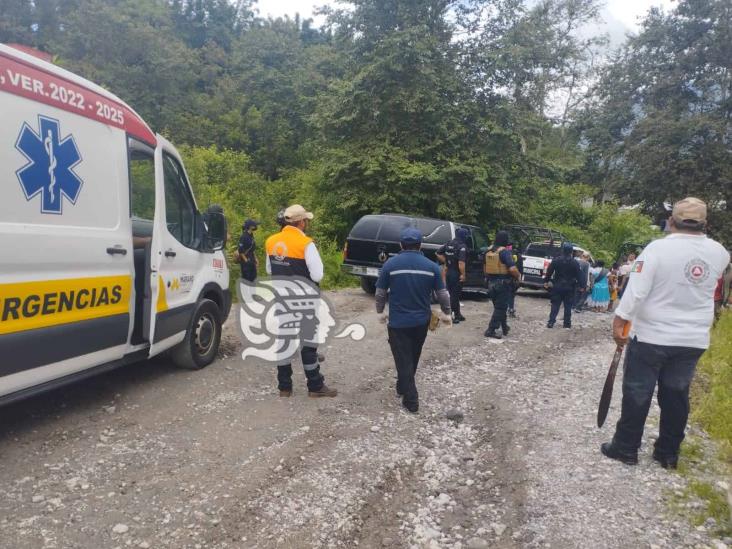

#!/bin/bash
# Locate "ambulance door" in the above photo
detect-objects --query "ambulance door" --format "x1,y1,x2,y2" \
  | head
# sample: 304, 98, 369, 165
148, 141, 204, 355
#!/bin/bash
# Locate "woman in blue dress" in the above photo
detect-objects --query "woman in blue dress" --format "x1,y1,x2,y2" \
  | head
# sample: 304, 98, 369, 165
588, 260, 611, 311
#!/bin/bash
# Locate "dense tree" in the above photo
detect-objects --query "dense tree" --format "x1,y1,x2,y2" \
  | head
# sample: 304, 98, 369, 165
581, 0, 732, 243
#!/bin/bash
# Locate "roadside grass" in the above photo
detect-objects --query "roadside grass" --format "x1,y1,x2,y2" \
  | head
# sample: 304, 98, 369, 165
668, 310, 732, 538
693, 311, 732, 453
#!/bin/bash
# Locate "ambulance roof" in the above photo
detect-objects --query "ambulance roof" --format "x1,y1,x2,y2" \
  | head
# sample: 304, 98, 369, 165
0, 43, 157, 145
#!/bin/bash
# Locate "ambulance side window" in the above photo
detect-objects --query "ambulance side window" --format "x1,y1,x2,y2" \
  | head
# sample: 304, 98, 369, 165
162, 154, 197, 248
128, 139, 156, 223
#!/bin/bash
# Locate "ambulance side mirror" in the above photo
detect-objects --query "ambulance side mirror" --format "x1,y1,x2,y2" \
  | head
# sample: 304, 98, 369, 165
202, 205, 227, 252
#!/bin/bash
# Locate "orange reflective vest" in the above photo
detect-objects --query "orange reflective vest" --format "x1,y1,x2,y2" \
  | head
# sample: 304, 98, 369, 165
266, 226, 314, 280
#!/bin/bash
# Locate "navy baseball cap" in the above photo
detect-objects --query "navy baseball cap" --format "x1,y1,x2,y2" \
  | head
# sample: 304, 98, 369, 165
562, 241, 574, 253
400, 227, 423, 245
242, 219, 260, 230
456, 227, 470, 241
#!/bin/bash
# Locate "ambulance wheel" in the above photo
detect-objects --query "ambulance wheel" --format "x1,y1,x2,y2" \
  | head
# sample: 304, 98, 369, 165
360, 277, 376, 295
171, 298, 222, 370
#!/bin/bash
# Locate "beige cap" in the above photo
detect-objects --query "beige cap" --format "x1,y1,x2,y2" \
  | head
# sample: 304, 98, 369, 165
672, 197, 707, 224
284, 204, 314, 223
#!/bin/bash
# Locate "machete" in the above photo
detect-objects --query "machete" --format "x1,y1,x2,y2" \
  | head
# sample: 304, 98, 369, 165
597, 322, 631, 428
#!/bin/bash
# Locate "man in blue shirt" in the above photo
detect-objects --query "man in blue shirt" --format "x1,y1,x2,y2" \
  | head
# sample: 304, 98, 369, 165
375, 228, 452, 413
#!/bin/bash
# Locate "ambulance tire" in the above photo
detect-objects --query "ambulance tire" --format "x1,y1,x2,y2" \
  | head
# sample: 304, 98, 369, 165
171, 298, 222, 370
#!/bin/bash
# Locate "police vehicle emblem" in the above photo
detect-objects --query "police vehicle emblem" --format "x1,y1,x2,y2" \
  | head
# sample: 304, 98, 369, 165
15, 116, 83, 214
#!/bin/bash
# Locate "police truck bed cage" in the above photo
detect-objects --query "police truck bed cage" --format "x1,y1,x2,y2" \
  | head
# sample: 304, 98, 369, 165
504, 225, 568, 253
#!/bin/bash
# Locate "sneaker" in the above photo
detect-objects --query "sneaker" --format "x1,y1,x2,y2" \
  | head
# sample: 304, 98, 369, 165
402, 399, 419, 413
600, 442, 638, 465
484, 329, 502, 339
453, 317, 461, 325
279, 389, 293, 397
456, 314, 466, 322
563, 324, 571, 329
547, 321, 555, 329
652, 451, 678, 470
308, 385, 338, 398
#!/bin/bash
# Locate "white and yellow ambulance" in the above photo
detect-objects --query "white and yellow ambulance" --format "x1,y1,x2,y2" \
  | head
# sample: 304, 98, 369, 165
0, 43, 231, 404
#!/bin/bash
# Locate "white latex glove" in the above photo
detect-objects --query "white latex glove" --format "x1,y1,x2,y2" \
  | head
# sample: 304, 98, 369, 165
439, 312, 453, 327
377, 312, 389, 324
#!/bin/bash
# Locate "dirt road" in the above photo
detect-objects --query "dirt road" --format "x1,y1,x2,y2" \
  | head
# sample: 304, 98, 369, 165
0, 289, 725, 548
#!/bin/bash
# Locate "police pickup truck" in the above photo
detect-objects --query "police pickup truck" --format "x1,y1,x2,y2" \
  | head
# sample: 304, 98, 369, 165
341, 214, 490, 294
0, 44, 231, 405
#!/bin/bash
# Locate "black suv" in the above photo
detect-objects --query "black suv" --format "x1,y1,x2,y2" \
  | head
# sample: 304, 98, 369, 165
341, 214, 490, 294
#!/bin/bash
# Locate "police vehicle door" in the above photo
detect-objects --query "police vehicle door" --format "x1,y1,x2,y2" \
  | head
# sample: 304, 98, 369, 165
466, 227, 489, 286
148, 141, 203, 355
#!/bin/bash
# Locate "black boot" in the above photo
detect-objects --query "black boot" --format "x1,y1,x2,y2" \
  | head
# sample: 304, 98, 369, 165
600, 442, 638, 465
456, 313, 466, 322
652, 450, 678, 470
484, 328, 502, 339
547, 321, 555, 329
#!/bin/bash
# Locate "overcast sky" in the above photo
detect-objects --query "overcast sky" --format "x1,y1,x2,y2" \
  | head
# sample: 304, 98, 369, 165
254, 0, 677, 43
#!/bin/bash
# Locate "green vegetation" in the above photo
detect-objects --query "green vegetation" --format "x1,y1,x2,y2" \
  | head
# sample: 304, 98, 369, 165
694, 312, 732, 456
3, 0, 729, 290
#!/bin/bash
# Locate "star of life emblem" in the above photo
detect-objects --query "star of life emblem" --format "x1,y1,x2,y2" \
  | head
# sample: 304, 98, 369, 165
237, 276, 366, 363
15, 115, 83, 214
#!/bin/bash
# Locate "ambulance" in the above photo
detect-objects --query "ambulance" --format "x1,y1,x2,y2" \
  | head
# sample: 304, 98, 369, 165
0, 44, 231, 404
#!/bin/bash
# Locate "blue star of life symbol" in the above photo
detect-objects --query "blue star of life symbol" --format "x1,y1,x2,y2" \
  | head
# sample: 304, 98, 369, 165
15, 115, 83, 215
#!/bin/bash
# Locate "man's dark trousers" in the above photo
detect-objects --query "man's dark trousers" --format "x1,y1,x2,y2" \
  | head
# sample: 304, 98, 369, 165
549, 286, 574, 327
612, 339, 704, 458
388, 323, 429, 406
277, 345, 324, 392
487, 278, 511, 332
240, 261, 257, 282
573, 287, 587, 311
446, 270, 462, 318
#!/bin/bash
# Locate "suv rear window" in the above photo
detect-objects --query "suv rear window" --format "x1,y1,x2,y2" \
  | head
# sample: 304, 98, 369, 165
349, 215, 383, 239
525, 243, 561, 258
377, 216, 411, 242
416, 219, 451, 244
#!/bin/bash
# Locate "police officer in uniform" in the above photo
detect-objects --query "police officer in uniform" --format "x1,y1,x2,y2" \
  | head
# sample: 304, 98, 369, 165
544, 241, 581, 328
265, 204, 337, 398
436, 227, 469, 324
238, 219, 260, 282
484, 230, 521, 339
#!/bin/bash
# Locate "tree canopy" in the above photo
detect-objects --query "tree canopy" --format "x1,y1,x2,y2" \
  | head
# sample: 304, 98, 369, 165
2, 0, 729, 256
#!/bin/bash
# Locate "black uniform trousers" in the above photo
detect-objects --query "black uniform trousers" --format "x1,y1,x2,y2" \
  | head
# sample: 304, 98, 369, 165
549, 285, 574, 327
446, 270, 462, 318
612, 339, 704, 458
277, 346, 325, 392
388, 323, 430, 406
486, 277, 511, 333
240, 261, 257, 282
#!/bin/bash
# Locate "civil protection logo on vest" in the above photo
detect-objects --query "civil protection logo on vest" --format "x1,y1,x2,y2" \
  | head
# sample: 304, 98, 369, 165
684, 258, 710, 285
236, 276, 366, 363
272, 242, 288, 262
